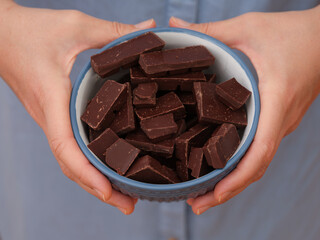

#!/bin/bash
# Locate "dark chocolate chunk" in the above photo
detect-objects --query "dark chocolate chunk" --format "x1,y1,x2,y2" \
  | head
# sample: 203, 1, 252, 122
110, 82, 135, 136
133, 82, 158, 99
130, 67, 206, 91
87, 128, 119, 161
205, 73, 216, 83
81, 80, 127, 130
203, 123, 240, 169
135, 92, 186, 121
193, 82, 247, 127
91, 32, 165, 78
133, 97, 156, 108
188, 147, 211, 178
175, 124, 214, 181
105, 138, 140, 175
125, 155, 180, 184
126, 130, 174, 158
176, 160, 188, 183
133, 82, 158, 108
216, 78, 251, 110
177, 92, 197, 114
140, 113, 178, 142
139, 46, 215, 75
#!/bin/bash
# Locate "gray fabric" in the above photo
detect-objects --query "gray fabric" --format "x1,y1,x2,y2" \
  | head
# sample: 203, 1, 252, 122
1, 0, 319, 239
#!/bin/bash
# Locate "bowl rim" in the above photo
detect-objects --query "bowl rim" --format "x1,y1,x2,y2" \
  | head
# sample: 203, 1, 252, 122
70, 27, 260, 191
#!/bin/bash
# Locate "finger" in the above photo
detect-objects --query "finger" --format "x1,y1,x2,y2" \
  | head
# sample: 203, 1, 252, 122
169, 16, 244, 48
190, 89, 287, 215
43, 78, 113, 204
77, 181, 136, 215
77, 14, 156, 50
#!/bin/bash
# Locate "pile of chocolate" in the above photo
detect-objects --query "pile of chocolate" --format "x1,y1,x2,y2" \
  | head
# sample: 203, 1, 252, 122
81, 32, 251, 184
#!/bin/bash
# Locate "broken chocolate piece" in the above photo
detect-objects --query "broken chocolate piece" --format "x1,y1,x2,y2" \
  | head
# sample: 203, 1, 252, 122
81, 80, 127, 130
110, 82, 135, 136
133, 82, 158, 108
203, 123, 240, 169
193, 82, 247, 127
105, 138, 140, 175
140, 113, 178, 142
126, 130, 174, 158
175, 124, 214, 181
135, 92, 186, 121
188, 147, 211, 178
87, 128, 119, 161
130, 67, 206, 91
176, 161, 188, 183
133, 82, 158, 99
126, 155, 180, 184
139, 46, 215, 75
91, 32, 165, 78
216, 78, 251, 110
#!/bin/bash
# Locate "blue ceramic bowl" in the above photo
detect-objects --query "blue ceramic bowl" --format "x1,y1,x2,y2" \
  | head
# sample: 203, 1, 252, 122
70, 28, 260, 202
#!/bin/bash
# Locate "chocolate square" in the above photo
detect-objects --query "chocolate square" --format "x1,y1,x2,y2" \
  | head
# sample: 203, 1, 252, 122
110, 82, 135, 136
203, 123, 240, 168
87, 128, 119, 161
81, 80, 127, 130
91, 32, 165, 78
193, 82, 247, 127
140, 113, 178, 142
216, 78, 251, 110
105, 139, 140, 175
133, 82, 158, 108
135, 92, 186, 121
188, 147, 211, 178
125, 155, 180, 184
139, 46, 215, 75
175, 124, 214, 181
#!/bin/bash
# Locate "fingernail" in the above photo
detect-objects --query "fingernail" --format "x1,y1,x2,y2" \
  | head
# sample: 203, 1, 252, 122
134, 19, 154, 29
196, 206, 210, 215
118, 207, 128, 215
94, 188, 106, 202
171, 17, 191, 27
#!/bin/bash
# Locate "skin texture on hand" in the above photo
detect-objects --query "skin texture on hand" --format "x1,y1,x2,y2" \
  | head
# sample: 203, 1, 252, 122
170, 6, 320, 214
0, 1, 155, 215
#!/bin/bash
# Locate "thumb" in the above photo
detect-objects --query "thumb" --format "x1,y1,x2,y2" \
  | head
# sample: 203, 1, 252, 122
78, 15, 156, 50
169, 16, 244, 49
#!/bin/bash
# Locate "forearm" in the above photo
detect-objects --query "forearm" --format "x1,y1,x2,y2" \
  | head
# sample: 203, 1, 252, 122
310, 5, 320, 94
0, 0, 20, 80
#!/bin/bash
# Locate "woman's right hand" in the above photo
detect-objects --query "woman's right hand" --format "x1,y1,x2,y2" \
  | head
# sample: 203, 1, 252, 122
0, 1, 156, 214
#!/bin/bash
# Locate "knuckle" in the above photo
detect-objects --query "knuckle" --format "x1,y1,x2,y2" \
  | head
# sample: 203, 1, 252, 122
67, 10, 85, 22
49, 137, 66, 160
239, 12, 264, 34
112, 21, 124, 38
201, 23, 210, 35
253, 168, 266, 182
77, 165, 88, 185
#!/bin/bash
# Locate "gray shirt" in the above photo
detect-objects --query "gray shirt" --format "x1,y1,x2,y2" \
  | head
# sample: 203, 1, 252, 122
1, 1, 320, 240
